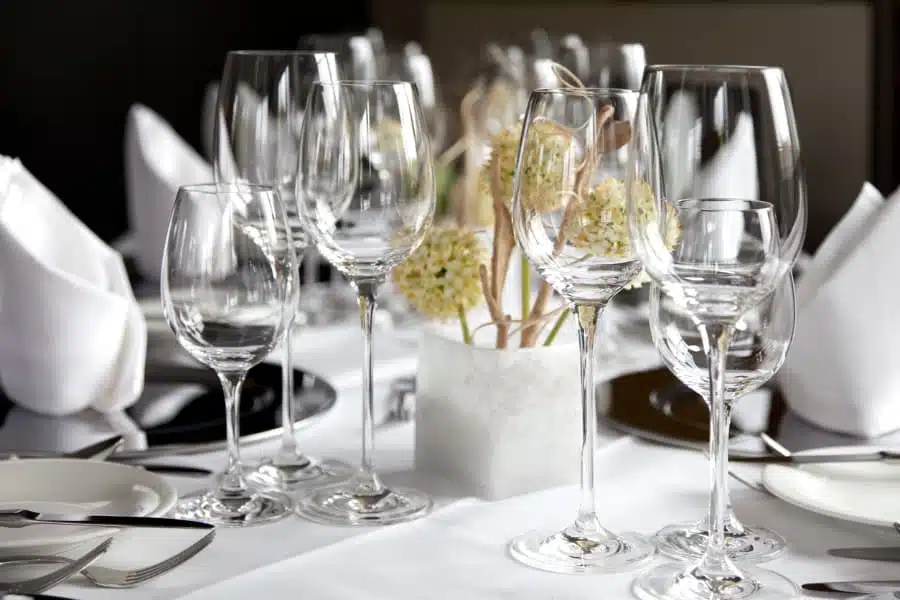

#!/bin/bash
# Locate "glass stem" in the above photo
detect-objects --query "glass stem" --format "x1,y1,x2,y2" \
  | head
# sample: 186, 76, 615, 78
694, 322, 741, 580
276, 330, 305, 464
354, 279, 384, 495
217, 371, 249, 495
571, 303, 614, 538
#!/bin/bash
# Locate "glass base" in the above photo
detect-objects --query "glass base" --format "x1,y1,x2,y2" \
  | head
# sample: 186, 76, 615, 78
248, 455, 354, 490
171, 488, 292, 527
633, 562, 796, 600
508, 528, 656, 574
655, 521, 786, 564
295, 482, 432, 526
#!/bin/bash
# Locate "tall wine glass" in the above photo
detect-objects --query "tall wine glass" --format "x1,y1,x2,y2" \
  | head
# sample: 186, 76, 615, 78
161, 183, 296, 526
215, 50, 353, 489
294, 81, 435, 526
627, 65, 805, 600
650, 275, 795, 563
509, 87, 655, 573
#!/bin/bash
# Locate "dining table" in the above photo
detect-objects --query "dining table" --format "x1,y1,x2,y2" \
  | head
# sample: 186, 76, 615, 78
48, 310, 900, 600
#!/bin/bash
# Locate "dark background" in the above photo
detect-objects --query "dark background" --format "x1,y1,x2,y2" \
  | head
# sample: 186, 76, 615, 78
0, 0, 369, 242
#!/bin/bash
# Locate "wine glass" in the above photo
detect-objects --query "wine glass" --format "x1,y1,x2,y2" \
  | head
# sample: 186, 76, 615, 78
650, 274, 795, 563
627, 65, 805, 600
294, 80, 435, 526
215, 50, 353, 489
509, 87, 655, 573
161, 183, 296, 526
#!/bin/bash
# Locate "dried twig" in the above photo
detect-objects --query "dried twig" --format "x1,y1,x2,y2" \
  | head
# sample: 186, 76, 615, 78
479, 264, 509, 348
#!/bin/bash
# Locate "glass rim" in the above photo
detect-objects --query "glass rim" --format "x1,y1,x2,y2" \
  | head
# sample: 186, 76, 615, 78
312, 79, 413, 88
177, 182, 277, 195
676, 198, 775, 213
645, 64, 783, 75
532, 86, 637, 96
226, 49, 337, 58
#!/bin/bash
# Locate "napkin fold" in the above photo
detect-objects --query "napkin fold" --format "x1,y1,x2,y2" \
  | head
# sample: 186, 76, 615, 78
125, 104, 212, 281
0, 157, 147, 416
778, 182, 900, 437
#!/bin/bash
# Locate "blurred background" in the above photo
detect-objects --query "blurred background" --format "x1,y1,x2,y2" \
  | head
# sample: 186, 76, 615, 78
0, 0, 895, 250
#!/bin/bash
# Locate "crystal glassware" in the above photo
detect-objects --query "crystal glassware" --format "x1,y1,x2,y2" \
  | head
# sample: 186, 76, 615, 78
215, 50, 353, 489
649, 275, 795, 563
161, 183, 296, 526
627, 65, 805, 600
508, 87, 656, 573
294, 80, 435, 526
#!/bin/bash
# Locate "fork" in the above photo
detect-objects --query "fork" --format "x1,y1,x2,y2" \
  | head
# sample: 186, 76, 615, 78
81, 527, 215, 588
4, 536, 112, 595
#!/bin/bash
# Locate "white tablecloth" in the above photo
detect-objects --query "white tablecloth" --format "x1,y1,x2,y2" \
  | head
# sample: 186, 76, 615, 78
54, 318, 900, 599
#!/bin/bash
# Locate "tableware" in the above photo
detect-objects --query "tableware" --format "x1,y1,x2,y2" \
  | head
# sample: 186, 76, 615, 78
0, 437, 124, 462
161, 183, 295, 527
0, 459, 176, 556
81, 527, 215, 588
762, 446, 900, 528
649, 276, 794, 564
802, 581, 900, 594
1, 595, 81, 600
627, 65, 804, 600
734, 452, 900, 464
214, 49, 353, 490
0, 510, 212, 531
508, 87, 655, 574
827, 547, 900, 561
136, 465, 212, 477
294, 80, 435, 526
2, 538, 112, 595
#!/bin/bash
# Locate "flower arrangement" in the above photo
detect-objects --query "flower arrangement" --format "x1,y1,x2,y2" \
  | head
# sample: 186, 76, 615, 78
393, 63, 676, 349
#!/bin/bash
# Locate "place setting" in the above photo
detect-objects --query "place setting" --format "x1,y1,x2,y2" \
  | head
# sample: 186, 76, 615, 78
3, 20, 900, 600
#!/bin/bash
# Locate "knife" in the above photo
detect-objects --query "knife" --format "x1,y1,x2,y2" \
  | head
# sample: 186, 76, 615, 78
802, 581, 900, 594
2, 595, 81, 600
828, 547, 900, 561
731, 450, 900, 464
0, 509, 213, 530
138, 463, 212, 477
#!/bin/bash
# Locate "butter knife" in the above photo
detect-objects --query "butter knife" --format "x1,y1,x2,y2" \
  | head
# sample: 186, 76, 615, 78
802, 581, 900, 594
0, 509, 213, 530
828, 547, 900, 561
731, 451, 900, 464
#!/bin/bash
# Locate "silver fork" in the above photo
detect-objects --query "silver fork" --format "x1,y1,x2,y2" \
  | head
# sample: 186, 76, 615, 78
81, 527, 215, 588
4, 536, 112, 594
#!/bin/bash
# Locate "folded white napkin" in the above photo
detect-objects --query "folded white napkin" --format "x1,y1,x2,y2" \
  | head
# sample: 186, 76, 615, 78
0, 157, 147, 416
778, 182, 899, 437
125, 104, 212, 281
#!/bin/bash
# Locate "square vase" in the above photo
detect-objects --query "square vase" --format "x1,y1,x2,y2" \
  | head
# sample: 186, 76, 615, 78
415, 327, 582, 500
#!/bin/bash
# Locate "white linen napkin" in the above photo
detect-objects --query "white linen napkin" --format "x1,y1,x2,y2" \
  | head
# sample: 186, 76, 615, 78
777, 182, 900, 437
0, 157, 147, 416
125, 104, 212, 281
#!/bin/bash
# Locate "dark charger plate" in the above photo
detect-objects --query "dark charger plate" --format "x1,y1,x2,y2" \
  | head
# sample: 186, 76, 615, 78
0, 362, 337, 460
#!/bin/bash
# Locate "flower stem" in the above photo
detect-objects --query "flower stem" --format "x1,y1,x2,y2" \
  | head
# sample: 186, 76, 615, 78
520, 252, 530, 324
458, 305, 472, 345
543, 309, 569, 346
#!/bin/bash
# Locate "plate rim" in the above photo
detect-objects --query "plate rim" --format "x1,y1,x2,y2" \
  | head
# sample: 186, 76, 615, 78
761, 445, 900, 529
0, 458, 177, 550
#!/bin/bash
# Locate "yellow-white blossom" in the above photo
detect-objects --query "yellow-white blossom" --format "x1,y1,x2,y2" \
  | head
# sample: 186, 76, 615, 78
476, 119, 576, 216
392, 227, 486, 320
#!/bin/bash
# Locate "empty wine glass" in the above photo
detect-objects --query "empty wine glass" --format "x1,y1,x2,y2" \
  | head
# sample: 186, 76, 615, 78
627, 65, 804, 600
161, 183, 296, 526
650, 274, 795, 563
294, 80, 435, 526
509, 87, 655, 573
215, 49, 353, 489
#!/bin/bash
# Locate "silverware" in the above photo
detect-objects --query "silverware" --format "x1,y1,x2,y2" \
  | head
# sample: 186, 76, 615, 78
0, 436, 125, 462
802, 581, 900, 594
828, 547, 900, 561
731, 451, 900, 465
138, 464, 212, 477
2, 594, 82, 599
3, 537, 112, 594
759, 432, 791, 457
0, 510, 213, 530
81, 527, 216, 588
727, 469, 768, 494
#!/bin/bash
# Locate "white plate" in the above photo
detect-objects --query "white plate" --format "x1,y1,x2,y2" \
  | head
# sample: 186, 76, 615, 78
762, 445, 900, 528
0, 458, 177, 556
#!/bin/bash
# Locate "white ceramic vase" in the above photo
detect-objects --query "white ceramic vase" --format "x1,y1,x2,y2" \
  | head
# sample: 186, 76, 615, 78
415, 327, 582, 500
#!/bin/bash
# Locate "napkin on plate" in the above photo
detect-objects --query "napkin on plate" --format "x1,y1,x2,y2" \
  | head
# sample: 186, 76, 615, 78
0, 157, 147, 416
125, 103, 212, 282
777, 182, 900, 437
